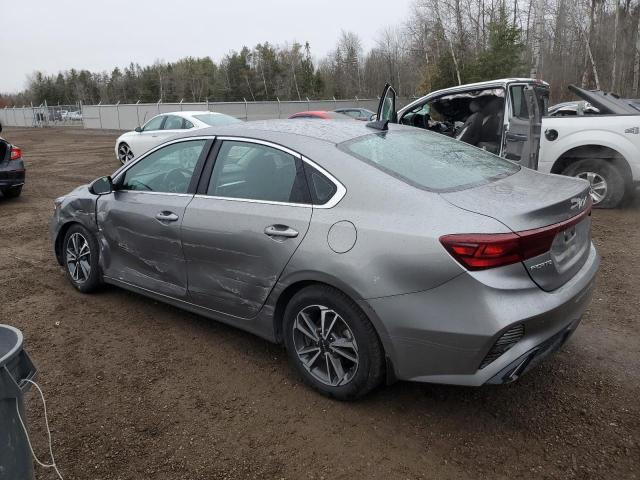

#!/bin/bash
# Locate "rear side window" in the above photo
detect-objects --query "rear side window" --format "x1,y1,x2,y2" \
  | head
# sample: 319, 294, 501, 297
207, 141, 310, 204
339, 130, 519, 192
304, 166, 337, 205
163, 115, 184, 130
511, 85, 549, 119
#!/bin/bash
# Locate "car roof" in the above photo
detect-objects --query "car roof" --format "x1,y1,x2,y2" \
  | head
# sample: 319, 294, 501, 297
174, 118, 408, 147
155, 111, 227, 117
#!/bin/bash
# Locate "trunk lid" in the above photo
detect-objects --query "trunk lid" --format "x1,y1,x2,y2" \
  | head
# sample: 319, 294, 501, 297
441, 168, 592, 291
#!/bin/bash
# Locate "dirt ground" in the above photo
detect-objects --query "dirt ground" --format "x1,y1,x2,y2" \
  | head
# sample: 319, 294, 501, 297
1, 126, 639, 480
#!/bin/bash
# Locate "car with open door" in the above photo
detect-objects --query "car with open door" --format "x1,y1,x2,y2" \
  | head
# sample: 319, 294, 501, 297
376, 78, 548, 172
51, 119, 598, 400
379, 81, 640, 207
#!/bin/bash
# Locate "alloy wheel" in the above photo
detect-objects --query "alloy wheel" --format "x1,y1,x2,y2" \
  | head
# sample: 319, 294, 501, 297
292, 304, 359, 387
577, 171, 607, 204
66, 232, 91, 283
118, 143, 134, 164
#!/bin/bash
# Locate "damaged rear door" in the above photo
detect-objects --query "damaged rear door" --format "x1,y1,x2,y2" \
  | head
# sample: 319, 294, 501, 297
180, 138, 312, 319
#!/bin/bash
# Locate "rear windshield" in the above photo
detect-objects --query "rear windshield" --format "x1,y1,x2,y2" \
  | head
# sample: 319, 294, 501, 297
338, 130, 519, 192
194, 113, 242, 126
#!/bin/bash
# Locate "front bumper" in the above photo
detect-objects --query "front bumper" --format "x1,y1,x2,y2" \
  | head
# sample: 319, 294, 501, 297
362, 243, 599, 386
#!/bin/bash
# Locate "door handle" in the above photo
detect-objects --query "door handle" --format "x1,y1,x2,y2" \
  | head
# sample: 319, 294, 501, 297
155, 211, 179, 222
264, 225, 299, 238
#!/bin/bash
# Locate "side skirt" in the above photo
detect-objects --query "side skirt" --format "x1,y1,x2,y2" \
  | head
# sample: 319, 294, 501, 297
102, 276, 277, 343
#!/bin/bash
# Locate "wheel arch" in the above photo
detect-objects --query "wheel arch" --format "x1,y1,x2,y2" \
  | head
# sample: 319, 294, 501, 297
269, 273, 391, 350
550, 144, 633, 184
54, 220, 81, 265
269, 275, 397, 384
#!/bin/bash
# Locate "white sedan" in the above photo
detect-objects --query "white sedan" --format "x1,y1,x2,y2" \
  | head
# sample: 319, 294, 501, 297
114, 111, 241, 164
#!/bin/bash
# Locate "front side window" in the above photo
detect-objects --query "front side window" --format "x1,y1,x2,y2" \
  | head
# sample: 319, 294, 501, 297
207, 141, 309, 203
163, 115, 184, 130
121, 140, 206, 194
339, 131, 519, 192
142, 115, 164, 131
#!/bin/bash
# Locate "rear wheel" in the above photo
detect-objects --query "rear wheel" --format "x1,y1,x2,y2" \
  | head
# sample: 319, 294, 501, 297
62, 224, 101, 293
563, 159, 626, 208
283, 285, 384, 400
117, 142, 134, 164
1, 185, 22, 198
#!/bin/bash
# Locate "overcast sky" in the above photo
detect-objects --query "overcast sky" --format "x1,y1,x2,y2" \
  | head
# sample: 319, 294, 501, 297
0, 0, 413, 93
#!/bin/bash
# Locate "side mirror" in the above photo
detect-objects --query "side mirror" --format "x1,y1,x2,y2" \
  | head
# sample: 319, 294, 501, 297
89, 176, 113, 195
370, 114, 377, 121
134, 127, 142, 133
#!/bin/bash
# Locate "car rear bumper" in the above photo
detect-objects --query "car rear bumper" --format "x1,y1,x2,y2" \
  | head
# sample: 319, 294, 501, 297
0, 168, 25, 188
362, 242, 599, 386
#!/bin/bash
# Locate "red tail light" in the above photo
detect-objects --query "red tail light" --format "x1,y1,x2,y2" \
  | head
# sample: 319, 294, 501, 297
10, 146, 22, 161
440, 208, 591, 271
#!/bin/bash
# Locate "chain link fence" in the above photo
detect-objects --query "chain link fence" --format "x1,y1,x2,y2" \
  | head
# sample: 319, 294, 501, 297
0, 97, 414, 130
0, 102, 83, 128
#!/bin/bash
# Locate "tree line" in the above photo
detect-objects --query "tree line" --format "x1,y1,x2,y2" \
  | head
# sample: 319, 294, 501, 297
2, 0, 640, 107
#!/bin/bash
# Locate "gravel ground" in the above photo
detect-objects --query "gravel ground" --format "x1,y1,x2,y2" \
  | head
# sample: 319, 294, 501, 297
1, 127, 639, 480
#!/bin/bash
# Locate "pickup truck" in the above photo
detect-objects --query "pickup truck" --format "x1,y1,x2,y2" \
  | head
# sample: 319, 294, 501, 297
377, 79, 639, 208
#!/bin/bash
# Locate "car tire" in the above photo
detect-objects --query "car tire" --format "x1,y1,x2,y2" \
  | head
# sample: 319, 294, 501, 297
117, 142, 133, 164
62, 224, 102, 293
1, 185, 22, 198
563, 159, 626, 209
283, 285, 384, 400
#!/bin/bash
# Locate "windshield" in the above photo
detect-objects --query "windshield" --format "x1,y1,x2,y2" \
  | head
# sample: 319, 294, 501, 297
339, 130, 519, 192
194, 113, 242, 126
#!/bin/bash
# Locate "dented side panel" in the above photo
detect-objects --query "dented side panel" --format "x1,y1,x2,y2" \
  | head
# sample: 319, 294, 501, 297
181, 196, 312, 319
96, 190, 193, 299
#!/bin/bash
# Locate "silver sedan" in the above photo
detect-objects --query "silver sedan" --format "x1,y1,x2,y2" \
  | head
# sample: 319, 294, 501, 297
51, 120, 599, 399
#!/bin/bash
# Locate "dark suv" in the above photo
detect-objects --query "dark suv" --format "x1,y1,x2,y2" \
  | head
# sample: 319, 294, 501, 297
0, 123, 25, 198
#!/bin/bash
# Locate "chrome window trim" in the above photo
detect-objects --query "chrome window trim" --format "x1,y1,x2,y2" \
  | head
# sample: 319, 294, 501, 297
211, 136, 347, 209
111, 134, 346, 209
192, 194, 312, 208
115, 190, 194, 198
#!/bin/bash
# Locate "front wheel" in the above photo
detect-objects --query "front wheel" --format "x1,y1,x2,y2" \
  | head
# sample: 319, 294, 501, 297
563, 159, 626, 208
283, 285, 384, 400
62, 224, 102, 293
117, 142, 134, 164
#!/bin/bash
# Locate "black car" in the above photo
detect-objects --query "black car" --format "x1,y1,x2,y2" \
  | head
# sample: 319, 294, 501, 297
0, 123, 25, 198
